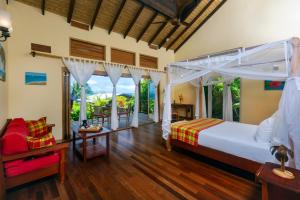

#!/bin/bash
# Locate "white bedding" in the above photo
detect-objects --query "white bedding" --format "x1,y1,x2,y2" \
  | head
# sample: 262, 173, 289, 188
198, 121, 275, 164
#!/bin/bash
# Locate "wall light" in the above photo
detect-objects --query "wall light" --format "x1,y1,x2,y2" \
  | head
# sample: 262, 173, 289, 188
0, 9, 12, 42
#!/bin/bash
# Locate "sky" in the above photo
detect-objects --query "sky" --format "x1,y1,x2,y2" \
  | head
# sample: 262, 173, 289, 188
72, 75, 135, 95
89, 75, 135, 95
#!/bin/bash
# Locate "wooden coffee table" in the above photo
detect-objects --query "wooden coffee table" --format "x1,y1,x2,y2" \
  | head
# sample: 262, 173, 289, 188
73, 127, 112, 162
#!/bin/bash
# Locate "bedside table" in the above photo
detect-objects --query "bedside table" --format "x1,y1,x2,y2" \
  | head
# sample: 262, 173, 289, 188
256, 162, 300, 200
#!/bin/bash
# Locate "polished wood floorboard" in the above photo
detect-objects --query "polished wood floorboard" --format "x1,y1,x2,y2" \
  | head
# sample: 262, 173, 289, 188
6, 123, 261, 200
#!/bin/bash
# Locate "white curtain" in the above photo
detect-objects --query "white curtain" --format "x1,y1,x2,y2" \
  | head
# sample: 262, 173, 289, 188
104, 63, 124, 130
223, 81, 233, 121
128, 68, 144, 127
271, 39, 300, 169
207, 85, 212, 118
201, 86, 207, 118
272, 78, 300, 169
190, 78, 201, 119
63, 58, 98, 124
149, 71, 162, 122
162, 83, 171, 140
195, 85, 200, 119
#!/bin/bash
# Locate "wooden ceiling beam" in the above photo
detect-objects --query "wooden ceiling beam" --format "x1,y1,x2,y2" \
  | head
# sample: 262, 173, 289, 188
166, 0, 212, 50
158, 25, 179, 49
175, 0, 227, 52
135, 0, 171, 19
136, 12, 158, 42
90, 0, 103, 29
109, 0, 127, 34
67, 0, 76, 23
148, 21, 168, 45
41, 0, 45, 15
124, 5, 144, 39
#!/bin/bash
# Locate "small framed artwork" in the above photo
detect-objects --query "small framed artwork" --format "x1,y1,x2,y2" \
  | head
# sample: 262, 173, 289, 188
0, 44, 6, 81
25, 72, 47, 85
264, 80, 285, 90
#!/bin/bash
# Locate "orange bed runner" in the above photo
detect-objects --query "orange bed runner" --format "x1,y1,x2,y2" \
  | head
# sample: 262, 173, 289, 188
171, 118, 224, 146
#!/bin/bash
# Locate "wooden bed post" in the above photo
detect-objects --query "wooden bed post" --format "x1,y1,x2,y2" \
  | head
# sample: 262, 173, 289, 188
164, 65, 172, 152
59, 148, 66, 183
166, 135, 172, 152
291, 37, 300, 76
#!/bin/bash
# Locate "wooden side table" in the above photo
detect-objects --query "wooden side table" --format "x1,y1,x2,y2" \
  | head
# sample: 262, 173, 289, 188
73, 127, 112, 162
256, 162, 300, 200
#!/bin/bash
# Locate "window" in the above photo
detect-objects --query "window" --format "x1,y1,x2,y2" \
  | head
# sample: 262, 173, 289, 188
70, 38, 105, 60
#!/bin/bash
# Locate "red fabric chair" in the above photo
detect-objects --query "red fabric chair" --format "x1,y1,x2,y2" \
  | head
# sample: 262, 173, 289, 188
0, 118, 68, 199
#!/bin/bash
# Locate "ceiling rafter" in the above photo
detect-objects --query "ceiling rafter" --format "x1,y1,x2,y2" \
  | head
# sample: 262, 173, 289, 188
135, 0, 171, 19
90, 0, 103, 29
41, 0, 45, 15
175, 0, 227, 52
124, 5, 144, 39
67, 0, 76, 23
166, 0, 214, 50
159, 25, 179, 49
136, 12, 158, 42
109, 0, 127, 34
148, 21, 168, 45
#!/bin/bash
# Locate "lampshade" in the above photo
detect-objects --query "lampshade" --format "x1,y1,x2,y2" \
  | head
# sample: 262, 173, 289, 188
0, 9, 12, 33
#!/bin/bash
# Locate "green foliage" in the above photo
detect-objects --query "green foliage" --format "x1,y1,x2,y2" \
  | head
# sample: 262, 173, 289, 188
93, 96, 110, 107
71, 82, 94, 100
206, 78, 240, 121
140, 79, 149, 113
70, 95, 135, 121
71, 102, 93, 121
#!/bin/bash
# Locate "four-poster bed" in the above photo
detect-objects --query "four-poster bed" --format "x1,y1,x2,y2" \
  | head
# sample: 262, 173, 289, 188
163, 38, 300, 173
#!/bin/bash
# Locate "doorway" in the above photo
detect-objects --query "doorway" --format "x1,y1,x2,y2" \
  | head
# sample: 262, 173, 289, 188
63, 70, 158, 139
204, 78, 240, 121
139, 78, 156, 125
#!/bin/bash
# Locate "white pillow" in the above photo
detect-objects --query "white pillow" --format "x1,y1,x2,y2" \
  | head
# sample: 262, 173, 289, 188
255, 117, 275, 143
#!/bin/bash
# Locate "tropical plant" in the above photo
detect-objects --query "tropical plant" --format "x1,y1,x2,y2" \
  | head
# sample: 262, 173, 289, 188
140, 79, 149, 113
71, 82, 93, 100
205, 78, 240, 121
70, 94, 134, 121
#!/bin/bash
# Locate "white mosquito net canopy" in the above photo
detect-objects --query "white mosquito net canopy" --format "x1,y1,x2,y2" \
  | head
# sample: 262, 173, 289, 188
162, 38, 300, 169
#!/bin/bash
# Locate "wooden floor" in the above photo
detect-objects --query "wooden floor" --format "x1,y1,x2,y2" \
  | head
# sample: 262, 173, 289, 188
6, 123, 261, 200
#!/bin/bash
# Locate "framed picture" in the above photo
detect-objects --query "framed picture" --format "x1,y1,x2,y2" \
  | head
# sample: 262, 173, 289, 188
0, 44, 6, 81
264, 80, 285, 90
25, 72, 47, 85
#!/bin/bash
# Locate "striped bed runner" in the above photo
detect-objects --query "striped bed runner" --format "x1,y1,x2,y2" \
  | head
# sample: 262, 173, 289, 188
171, 118, 224, 146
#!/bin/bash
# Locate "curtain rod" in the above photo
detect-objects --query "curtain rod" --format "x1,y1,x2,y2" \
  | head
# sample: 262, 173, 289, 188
30, 51, 166, 73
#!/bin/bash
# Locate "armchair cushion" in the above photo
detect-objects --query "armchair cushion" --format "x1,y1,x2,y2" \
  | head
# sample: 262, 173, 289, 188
26, 117, 48, 137
26, 132, 56, 150
2, 118, 29, 155
5, 153, 59, 177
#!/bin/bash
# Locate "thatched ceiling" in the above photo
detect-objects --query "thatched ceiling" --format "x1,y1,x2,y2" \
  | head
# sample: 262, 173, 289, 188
13, 0, 226, 52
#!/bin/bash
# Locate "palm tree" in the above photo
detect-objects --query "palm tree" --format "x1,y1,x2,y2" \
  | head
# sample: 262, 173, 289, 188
270, 145, 295, 179
270, 145, 294, 171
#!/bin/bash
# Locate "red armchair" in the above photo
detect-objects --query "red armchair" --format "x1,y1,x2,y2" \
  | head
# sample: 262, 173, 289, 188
0, 119, 68, 199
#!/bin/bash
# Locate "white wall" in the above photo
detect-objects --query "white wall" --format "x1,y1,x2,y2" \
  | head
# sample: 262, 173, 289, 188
175, 0, 300, 124
0, 2, 8, 128
6, 1, 174, 138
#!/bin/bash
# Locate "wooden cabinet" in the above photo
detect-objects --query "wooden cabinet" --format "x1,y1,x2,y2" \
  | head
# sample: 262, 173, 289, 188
256, 163, 300, 200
